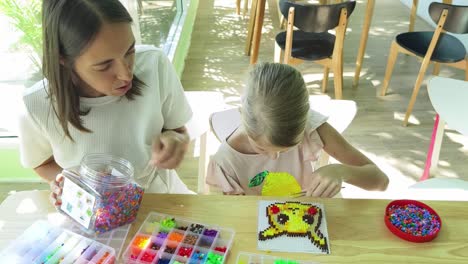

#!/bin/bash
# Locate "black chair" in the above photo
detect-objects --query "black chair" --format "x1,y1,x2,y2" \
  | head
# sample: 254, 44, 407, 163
274, 0, 356, 99
380, 2, 468, 126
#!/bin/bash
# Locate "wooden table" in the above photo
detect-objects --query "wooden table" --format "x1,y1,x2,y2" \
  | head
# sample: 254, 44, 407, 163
1, 191, 468, 263
245, 0, 452, 87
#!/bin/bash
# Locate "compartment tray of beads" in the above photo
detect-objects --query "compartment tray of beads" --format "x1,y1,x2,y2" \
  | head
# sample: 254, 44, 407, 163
385, 199, 442, 243
122, 212, 235, 264
236, 251, 320, 264
0, 220, 116, 264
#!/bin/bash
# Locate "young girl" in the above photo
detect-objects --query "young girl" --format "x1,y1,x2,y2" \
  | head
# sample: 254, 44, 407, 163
206, 63, 389, 197
17, 0, 194, 205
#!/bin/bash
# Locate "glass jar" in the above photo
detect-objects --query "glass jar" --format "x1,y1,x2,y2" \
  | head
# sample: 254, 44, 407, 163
60, 154, 144, 234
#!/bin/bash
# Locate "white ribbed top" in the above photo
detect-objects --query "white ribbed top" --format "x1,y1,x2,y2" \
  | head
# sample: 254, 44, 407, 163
17, 45, 193, 193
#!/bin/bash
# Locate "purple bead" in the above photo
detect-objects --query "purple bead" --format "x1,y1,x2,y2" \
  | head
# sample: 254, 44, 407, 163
203, 229, 218, 237
157, 232, 168, 239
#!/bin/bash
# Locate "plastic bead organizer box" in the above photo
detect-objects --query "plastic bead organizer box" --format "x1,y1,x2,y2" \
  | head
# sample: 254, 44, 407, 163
236, 251, 319, 264
123, 212, 235, 264
0, 220, 116, 264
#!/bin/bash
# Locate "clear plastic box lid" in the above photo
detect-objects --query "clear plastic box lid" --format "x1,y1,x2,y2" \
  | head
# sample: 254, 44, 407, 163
0, 220, 117, 264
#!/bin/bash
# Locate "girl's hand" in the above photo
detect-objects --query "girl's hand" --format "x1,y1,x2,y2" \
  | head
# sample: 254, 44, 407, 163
151, 130, 189, 169
304, 164, 344, 198
49, 174, 64, 207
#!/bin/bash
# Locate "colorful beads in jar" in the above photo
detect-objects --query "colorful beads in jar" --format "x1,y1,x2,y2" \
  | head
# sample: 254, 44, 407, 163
60, 154, 144, 234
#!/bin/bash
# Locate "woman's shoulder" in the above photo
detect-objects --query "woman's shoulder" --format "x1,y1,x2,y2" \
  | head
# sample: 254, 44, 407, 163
19, 80, 52, 127
22, 79, 49, 108
134, 45, 167, 68
134, 45, 173, 81
135, 45, 165, 57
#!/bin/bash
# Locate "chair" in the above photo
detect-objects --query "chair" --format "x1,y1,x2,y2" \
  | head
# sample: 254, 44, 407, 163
380, 2, 468, 126
184, 91, 225, 194
274, 0, 356, 100
235, 0, 249, 16
209, 97, 357, 171
420, 76, 468, 181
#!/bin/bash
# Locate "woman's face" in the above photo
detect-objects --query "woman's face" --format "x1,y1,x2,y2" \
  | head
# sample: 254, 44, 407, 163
73, 22, 136, 97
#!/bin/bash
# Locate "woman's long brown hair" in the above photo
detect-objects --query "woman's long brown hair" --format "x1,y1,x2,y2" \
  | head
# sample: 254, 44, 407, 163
42, 0, 144, 141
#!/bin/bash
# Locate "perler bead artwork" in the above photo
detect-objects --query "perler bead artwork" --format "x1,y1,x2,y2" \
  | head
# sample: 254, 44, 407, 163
249, 171, 302, 196
257, 201, 330, 254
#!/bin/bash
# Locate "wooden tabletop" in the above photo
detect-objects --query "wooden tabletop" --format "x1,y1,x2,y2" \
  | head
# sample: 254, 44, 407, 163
1, 191, 467, 263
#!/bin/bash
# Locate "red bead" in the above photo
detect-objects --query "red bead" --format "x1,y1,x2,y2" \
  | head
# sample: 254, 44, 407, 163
214, 246, 227, 253
270, 205, 280, 214
308, 207, 317, 215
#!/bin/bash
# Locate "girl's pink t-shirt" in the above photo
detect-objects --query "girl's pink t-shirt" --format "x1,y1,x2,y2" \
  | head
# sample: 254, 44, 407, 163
206, 110, 328, 195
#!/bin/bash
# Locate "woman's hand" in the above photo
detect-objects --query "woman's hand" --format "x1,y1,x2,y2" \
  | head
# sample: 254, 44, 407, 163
151, 128, 189, 169
49, 173, 64, 207
304, 164, 344, 197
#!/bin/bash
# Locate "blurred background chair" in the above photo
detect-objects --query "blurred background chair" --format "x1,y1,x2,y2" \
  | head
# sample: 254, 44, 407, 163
274, 0, 356, 99
184, 91, 225, 194
380, 2, 468, 126
235, 0, 249, 16
420, 76, 468, 182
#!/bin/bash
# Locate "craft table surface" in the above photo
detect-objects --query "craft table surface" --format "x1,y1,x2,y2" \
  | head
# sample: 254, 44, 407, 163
1, 191, 467, 263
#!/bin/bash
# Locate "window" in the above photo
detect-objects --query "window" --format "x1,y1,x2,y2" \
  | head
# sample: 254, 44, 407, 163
0, 0, 190, 137
0, 0, 191, 179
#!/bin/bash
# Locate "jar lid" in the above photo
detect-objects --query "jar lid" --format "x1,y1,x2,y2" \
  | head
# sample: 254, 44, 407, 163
79, 153, 134, 188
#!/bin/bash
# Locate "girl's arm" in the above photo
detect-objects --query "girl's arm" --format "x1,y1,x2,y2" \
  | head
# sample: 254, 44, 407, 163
317, 122, 389, 191
34, 156, 63, 183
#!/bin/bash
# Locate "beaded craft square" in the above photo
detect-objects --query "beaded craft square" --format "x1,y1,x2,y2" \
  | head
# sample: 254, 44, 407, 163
0, 220, 116, 263
236, 251, 320, 264
257, 201, 330, 254
123, 212, 235, 264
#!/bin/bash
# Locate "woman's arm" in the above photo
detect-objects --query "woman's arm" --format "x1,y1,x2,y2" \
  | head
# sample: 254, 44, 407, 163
317, 122, 389, 191
151, 126, 190, 169
34, 156, 64, 206
33, 156, 63, 183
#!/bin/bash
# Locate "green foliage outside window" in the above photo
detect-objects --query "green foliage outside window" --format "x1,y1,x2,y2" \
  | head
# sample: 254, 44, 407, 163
0, 0, 42, 72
